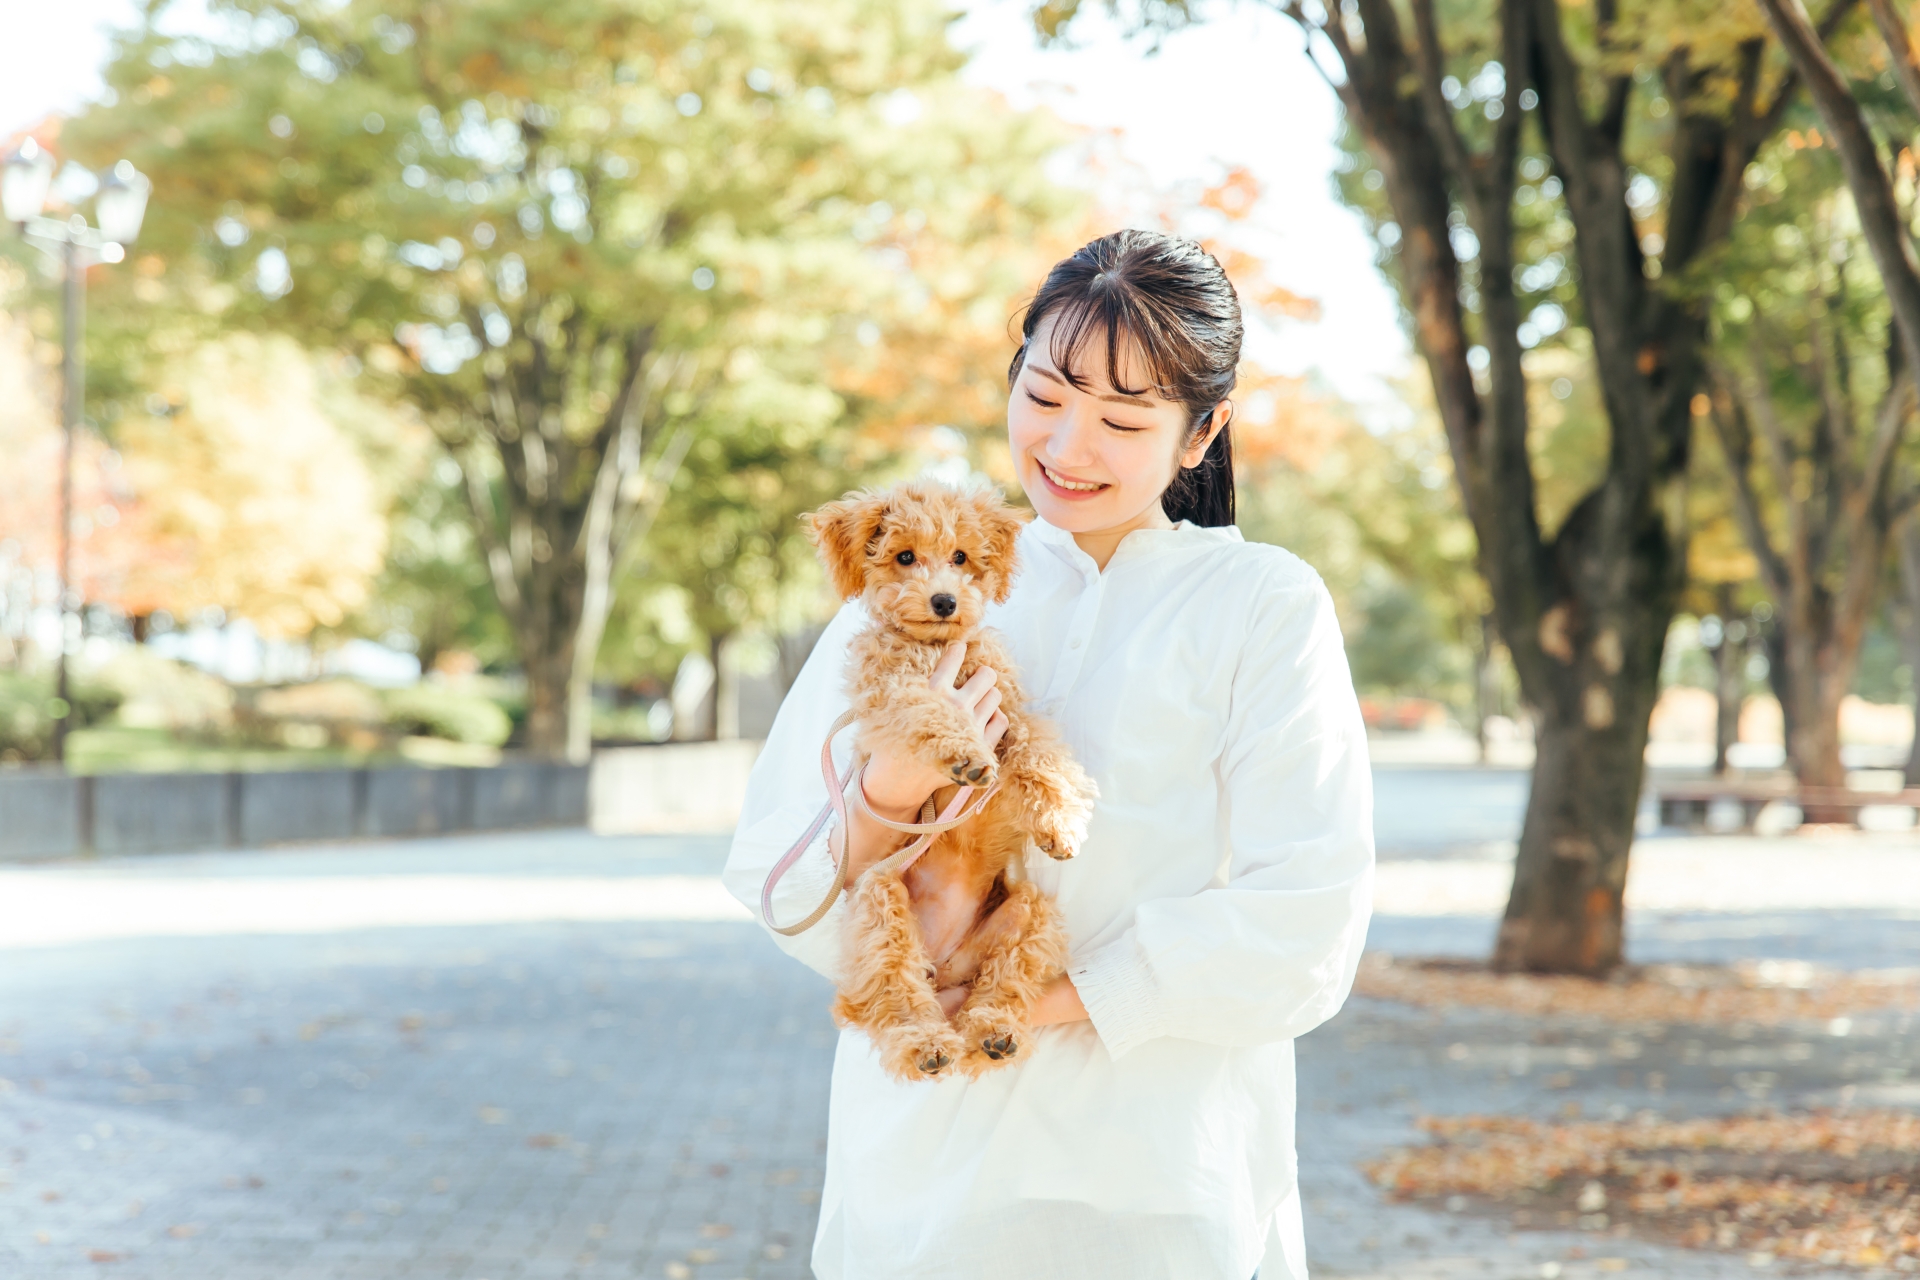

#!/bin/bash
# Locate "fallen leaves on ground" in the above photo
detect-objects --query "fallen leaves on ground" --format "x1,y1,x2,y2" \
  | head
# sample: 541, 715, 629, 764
1368, 1110, 1920, 1267
1353, 954, 1920, 1026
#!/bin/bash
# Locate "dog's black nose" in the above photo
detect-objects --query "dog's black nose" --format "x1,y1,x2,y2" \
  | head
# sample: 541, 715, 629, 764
931, 593, 957, 618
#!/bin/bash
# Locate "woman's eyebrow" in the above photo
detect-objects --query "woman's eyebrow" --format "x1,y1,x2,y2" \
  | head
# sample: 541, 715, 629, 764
1028, 363, 1157, 409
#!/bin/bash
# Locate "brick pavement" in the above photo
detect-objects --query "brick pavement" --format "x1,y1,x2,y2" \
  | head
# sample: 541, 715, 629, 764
2, 825, 1913, 1278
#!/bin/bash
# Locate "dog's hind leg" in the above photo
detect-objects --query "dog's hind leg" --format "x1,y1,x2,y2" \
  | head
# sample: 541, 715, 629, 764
833, 871, 968, 1080
951, 882, 1069, 1076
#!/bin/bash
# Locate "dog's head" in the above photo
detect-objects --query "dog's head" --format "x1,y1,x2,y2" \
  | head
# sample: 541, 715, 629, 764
807, 482, 1025, 642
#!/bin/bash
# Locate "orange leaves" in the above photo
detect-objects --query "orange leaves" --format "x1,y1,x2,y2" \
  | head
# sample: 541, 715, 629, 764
1353, 953, 1920, 1027
1230, 363, 1342, 470
1200, 167, 1262, 219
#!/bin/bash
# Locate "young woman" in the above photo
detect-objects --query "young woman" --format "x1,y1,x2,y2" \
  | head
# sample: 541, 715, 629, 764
724, 230, 1374, 1280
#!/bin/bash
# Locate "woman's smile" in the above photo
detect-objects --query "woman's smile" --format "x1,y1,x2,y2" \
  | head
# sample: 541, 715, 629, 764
1035, 460, 1111, 498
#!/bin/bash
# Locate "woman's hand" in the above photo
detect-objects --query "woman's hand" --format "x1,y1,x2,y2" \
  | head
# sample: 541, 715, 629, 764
933, 977, 1087, 1027
842, 641, 1008, 882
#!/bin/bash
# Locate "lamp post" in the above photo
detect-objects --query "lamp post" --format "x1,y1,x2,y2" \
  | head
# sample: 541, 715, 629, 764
3, 140, 149, 764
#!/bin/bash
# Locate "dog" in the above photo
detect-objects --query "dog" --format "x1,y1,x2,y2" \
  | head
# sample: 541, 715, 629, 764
807, 481, 1096, 1080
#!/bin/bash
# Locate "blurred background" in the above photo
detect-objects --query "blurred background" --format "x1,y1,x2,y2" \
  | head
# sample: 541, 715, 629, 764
3, 0, 1920, 1276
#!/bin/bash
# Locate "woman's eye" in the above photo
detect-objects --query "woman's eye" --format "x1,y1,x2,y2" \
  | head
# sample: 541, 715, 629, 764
1103, 419, 1148, 434
896, 550, 915, 566
1024, 390, 1059, 409
952, 550, 967, 566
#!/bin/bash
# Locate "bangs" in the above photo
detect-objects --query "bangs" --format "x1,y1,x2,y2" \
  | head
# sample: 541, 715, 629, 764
1042, 294, 1194, 405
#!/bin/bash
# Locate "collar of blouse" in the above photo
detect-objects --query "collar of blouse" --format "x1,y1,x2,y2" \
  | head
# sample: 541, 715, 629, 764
1023, 513, 1244, 578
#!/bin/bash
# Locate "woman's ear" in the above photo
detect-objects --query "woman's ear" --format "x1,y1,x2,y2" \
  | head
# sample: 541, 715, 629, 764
973, 491, 1027, 603
807, 492, 888, 600
1181, 401, 1231, 469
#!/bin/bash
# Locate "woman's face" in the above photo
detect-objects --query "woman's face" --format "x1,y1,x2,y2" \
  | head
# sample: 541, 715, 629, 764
1006, 313, 1217, 535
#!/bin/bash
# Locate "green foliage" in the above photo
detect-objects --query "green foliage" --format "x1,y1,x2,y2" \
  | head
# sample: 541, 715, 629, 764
342, 455, 512, 673
0, 670, 125, 763
379, 683, 513, 745
63, 0, 1080, 752
1237, 391, 1485, 705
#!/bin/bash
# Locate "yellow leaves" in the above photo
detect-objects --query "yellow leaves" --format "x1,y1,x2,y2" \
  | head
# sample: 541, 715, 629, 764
114, 334, 394, 637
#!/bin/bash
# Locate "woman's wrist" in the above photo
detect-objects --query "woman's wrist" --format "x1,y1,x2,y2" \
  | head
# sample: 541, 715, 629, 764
858, 759, 930, 820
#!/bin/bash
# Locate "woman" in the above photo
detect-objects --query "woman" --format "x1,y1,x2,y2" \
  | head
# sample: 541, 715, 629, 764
723, 229, 1374, 1280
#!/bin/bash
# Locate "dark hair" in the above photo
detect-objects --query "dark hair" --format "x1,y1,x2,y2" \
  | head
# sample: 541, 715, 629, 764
1008, 230, 1243, 527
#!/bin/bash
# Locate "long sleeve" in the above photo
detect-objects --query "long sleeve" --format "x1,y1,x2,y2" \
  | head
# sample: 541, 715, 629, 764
1068, 567, 1375, 1060
721, 600, 867, 981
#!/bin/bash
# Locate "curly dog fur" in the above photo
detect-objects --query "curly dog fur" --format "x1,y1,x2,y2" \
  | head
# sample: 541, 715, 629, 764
808, 481, 1094, 1081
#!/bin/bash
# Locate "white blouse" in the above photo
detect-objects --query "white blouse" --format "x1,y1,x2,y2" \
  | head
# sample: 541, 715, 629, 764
722, 515, 1375, 1280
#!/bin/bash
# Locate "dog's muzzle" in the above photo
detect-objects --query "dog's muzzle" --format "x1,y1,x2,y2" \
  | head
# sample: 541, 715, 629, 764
930, 593, 957, 618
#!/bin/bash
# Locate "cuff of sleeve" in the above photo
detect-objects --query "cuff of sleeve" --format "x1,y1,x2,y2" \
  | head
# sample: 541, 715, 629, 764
1069, 934, 1161, 1060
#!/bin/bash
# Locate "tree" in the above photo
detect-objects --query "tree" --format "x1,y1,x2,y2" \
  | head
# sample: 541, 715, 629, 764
68, 0, 1080, 759
114, 334, 393, 638
1698, 136, 1915, 800
1042, 0, 1852, 973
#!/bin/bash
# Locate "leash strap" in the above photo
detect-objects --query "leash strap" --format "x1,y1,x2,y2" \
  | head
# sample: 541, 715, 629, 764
759, 711, 999, 937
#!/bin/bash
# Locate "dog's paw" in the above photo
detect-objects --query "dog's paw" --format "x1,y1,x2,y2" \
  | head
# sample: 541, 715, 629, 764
955, 1007, 1029, 1075
877, 1024, 968, 1082
943, 752, 998, 790
1030, 813, 1082, 861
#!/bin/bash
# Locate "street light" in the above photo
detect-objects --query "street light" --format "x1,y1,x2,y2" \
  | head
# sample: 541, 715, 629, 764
4, 140, 149, 764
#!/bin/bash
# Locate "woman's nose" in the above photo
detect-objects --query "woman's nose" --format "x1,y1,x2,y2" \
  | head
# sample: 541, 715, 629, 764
1048, 406, 1102, 464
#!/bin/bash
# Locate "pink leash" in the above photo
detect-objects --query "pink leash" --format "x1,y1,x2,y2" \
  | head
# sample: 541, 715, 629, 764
760, 710, 999, 936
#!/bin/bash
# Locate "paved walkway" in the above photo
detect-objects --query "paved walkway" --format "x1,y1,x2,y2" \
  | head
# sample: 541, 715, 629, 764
1, 815, 1915, 1278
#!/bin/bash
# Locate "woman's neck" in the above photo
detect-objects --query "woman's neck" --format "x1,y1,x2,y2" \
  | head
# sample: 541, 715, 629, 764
1071, 502, 1175, 571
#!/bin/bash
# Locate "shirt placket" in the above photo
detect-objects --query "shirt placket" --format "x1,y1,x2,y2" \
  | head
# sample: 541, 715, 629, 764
1038, 555, 1104, 711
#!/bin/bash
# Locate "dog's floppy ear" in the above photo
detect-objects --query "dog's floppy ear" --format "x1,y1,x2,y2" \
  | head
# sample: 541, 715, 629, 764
972, 489, 1027, 604
807, 491, 889, 600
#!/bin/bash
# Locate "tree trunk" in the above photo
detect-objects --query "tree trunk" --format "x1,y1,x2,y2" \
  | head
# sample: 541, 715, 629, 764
1711, 609, 1745, 777
1781, 628, 1851, 796
1474, 612, 1497, 764
1493, 522, 1670, 974
520, 639, 573, 757
1497, 700, 1648, 974
1900, 519, 1920, 787
708, 630, 732, 742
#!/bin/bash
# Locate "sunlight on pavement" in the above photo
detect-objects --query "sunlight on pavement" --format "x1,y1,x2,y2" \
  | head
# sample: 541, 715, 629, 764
0, 873, 749, 949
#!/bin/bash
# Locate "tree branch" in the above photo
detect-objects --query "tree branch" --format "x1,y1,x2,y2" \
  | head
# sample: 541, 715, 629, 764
1867, 0, 1920, 119
1758, 0, 1920, 397
1706, 378, 1793, 600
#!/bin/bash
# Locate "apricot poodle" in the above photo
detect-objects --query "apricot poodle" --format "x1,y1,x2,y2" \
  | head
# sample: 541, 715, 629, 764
807, 481, 1096, 1081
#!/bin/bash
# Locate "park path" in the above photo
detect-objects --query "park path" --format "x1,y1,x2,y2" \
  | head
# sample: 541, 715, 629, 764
0, 772, 1914, 1279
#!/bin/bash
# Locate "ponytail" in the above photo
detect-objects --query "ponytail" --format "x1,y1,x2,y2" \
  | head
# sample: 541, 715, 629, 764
1162, 422, 1234, 527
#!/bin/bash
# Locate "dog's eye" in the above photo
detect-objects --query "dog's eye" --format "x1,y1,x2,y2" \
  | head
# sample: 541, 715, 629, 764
895, 550, 915, 566
951, 551, 967, 566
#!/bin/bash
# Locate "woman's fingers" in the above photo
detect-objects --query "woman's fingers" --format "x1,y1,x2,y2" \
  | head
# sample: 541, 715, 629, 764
957, 664, 997, 709
930, 639, 966, 689
983, 709, 1009, 747
973, 686, 1003, 728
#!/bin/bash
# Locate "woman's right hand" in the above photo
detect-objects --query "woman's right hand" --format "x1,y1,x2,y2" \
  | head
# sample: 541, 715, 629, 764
843, 641, 1007, 882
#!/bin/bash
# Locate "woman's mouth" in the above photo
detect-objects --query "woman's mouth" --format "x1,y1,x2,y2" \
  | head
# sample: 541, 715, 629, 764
1037, 461, 1109, 499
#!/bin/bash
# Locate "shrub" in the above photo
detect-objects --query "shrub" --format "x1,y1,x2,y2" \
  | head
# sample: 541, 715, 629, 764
381, 685, 512, 746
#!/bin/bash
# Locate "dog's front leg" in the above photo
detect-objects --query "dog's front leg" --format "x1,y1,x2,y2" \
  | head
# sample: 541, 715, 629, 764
995, 723, 1096, 862
832, 870, 969, 1080
855, 660, 999, 791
